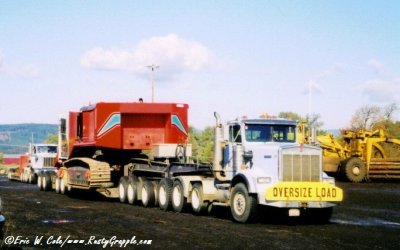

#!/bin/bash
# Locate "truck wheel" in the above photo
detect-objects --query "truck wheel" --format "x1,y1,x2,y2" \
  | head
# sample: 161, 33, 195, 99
55, 178, 61, 194
230, 183, 258, 223
142, 181, 156, 207
343, 157, 366, 183
119, 176, 129, 203
127, 177, 138, 205
42, 173, 52, 191
60, 178, 68, 195
172, 180, 187, 213
30, 173, 37, 184
37, 174, 43, 190
191, 183, 207, 215
158, 178, 173, 211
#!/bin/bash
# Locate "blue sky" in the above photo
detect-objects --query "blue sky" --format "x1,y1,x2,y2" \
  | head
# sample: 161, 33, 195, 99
0, 1, 399, 130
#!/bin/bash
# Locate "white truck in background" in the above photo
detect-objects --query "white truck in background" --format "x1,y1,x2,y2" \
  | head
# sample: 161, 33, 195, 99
8, 143, 57, 185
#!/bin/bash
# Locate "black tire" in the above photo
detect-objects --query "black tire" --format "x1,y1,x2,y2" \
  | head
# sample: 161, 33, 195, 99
30, 173, 37, 184
141, 180, 156, 207
172, 180, 187, 213
37, 174, 43, 191
127, 176, 138, 205
119, 176, 129, 203
230, 183, 258, 223
191, 183, 208, 215
60, 177, 68, 195
55, 177, 61, 194
158, 178, 173, 211
343, 157, 366, 183
42, 173, 52, 191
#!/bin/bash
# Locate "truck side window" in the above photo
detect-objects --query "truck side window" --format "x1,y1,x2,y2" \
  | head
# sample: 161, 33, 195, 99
229, 125, 242, 143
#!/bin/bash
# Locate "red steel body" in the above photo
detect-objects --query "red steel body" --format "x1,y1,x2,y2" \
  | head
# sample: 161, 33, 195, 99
65, 102, 189, 158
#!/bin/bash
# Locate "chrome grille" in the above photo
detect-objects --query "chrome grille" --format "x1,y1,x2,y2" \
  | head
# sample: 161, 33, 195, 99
43, 157, 55, 167
282, 152, 321, 181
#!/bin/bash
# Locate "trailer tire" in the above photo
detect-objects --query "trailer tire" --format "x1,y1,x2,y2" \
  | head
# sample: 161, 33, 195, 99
119, 176, 129, 203
230, 183, 258, 223
343, 157, 366, 183
141, 181, 156, 207
55, 178, 61, 194
158, 178, 173, 211
191, 183, 207, 215
127, 177, 138, 205
172, 180, 187, 213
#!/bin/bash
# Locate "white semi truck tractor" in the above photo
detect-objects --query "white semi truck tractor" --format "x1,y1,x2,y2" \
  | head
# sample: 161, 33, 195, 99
123, 112, 343, 223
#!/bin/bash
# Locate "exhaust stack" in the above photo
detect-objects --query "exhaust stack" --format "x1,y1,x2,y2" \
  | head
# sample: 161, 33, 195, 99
213, 112, 227, 181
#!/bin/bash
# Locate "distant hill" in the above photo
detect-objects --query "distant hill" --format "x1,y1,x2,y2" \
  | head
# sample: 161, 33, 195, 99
0, 124, 57, 154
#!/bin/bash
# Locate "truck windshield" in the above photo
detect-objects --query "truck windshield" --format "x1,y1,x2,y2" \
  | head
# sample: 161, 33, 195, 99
245, 124, 296, 142
37, 146, 57, 153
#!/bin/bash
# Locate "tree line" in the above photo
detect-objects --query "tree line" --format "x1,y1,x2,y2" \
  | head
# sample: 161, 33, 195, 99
188, 103, 400, 162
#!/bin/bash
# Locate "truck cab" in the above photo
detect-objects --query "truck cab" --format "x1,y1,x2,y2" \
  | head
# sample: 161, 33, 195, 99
215, 116, 342, 222
166, 114, 343, 223
25, 143, 57, 184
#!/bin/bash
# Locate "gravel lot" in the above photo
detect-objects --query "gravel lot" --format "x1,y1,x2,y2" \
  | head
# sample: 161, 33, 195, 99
0, 175, 399, 249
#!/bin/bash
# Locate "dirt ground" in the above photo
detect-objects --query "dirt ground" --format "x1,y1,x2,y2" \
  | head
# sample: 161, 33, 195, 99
0, 175, 400, 250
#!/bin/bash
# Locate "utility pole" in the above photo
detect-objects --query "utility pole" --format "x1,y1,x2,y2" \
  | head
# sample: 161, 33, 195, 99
147, 64, 159, 102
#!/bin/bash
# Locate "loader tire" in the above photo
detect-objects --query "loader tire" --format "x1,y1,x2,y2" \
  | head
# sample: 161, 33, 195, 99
343, 157, 366, 183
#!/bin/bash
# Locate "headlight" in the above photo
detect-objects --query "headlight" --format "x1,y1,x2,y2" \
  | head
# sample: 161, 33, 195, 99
257, 177, 272, 184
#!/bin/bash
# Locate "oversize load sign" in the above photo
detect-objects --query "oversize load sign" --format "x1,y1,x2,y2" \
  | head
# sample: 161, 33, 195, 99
265, 182, 343, 202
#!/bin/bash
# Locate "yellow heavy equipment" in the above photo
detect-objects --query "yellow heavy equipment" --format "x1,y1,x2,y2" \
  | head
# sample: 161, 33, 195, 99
298, 123, 400, 182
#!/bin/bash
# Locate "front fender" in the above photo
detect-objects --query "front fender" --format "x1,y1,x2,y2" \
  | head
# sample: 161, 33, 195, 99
231, 173, 257, 194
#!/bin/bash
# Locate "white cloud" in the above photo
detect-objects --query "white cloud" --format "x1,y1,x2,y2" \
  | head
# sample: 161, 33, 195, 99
360, 78, 400, 102
303, 64, 345, 95
0, 51, 40, 78
303, 80, 322, 95
80, 34, 215, 77
367, 59, 384, 75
